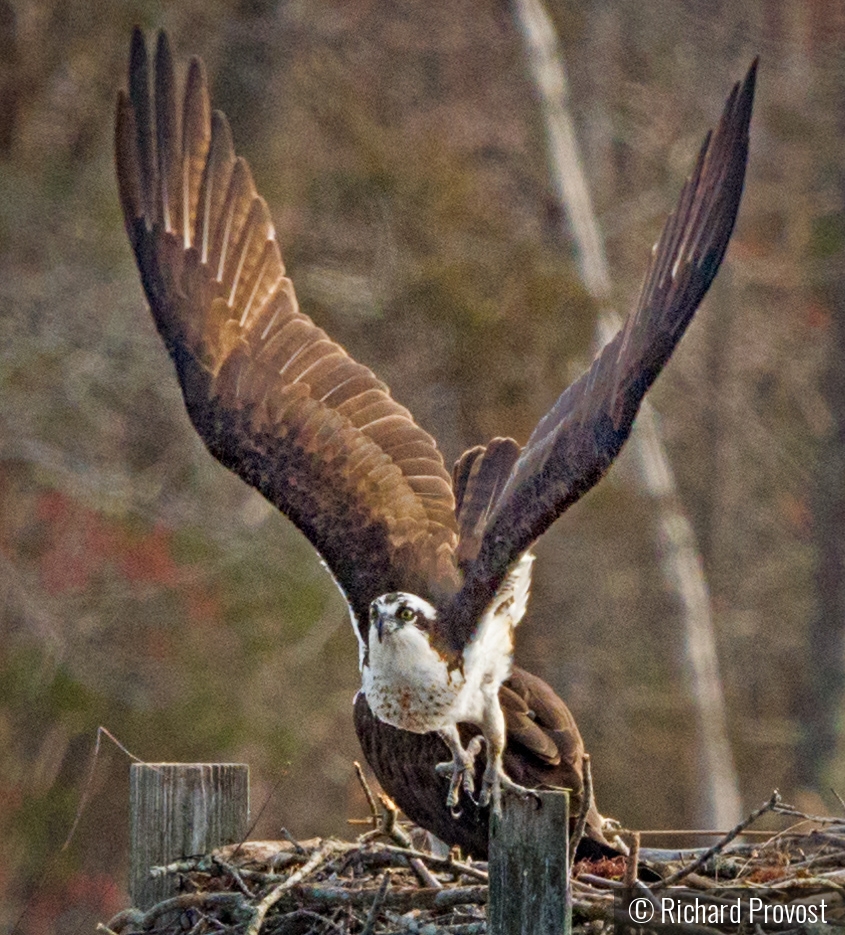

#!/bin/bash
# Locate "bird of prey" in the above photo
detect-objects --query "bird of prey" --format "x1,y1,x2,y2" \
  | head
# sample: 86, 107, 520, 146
355, 664, 612, 858
116, 28, 755, 829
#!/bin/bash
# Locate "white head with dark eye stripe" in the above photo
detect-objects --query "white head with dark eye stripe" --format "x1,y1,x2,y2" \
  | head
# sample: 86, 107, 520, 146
369, 592, 437, 643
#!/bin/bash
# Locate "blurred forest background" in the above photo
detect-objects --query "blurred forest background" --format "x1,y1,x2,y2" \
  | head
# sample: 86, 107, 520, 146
2, 0, 845, 931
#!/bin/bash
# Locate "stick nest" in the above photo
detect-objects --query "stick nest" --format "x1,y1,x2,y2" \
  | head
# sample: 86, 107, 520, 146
100, 793, 845, 935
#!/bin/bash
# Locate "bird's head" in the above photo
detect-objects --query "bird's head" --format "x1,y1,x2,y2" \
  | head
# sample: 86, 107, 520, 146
369, 592, 437, 643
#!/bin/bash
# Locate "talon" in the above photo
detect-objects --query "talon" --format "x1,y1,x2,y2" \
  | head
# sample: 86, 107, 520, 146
435, 736, 484, 810
436, 755, 476, 808
463, 737, 484, 797
479, 769, 538, 816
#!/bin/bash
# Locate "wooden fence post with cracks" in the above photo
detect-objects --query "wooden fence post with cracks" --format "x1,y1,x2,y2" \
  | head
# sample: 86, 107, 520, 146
129, 762, 250, 910
488, 789, 571, 935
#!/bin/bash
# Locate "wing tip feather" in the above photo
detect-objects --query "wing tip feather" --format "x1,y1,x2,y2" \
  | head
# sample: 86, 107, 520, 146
115, 90, 141, 226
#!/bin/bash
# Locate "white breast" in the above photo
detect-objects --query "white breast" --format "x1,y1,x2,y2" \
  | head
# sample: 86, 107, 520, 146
363, 623, 465, 734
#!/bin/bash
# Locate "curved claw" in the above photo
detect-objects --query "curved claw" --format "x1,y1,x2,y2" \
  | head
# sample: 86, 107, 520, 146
479, 769, 541, 816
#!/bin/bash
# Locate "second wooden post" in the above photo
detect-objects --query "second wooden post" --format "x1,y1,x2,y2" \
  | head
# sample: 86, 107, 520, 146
488, 789, 570, 935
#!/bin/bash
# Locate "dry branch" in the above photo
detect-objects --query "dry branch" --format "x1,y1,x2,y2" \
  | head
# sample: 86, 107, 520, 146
246, 840, 337, 935
652, 791, 782, 890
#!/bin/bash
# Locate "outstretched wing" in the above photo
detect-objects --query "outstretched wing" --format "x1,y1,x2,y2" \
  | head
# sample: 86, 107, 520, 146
441, 60, 757, 649
115, 30, 459, 635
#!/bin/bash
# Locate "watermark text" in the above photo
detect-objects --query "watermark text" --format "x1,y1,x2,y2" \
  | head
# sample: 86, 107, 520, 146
616, 890, 829, 929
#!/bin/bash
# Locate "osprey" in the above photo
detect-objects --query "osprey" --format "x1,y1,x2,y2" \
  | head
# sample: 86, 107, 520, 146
116, 30, 755, 820
355, 664, 613, 858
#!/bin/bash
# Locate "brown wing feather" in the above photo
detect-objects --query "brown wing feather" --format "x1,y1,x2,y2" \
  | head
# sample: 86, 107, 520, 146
440, 60, 757, 650
452, 438, 521, 569
116, 30, 459, 633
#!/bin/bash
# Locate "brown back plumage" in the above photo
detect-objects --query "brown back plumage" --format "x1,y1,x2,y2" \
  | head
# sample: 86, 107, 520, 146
116, 30, 460, 635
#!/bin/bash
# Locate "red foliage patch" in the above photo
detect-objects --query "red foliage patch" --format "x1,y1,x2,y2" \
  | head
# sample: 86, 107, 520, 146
31, 490, 187, 594
572, 855, 628, 880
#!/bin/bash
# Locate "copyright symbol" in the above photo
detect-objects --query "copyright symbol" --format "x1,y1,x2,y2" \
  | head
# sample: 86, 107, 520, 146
629, 897, 655, 923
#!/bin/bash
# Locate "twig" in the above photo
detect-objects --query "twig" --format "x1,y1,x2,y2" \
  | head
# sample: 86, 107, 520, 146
574, 873, 624, 890
731, 816, 842, 872
234, 867, 287, 885
151, 857, 202, 877
623, 831, 640, 888
771, 802, 845, 824
569, 753, 592, 859
360, 793, 413, 848
102, 908, 144, 933
767, 871, 845, 895
354, 761, 380, 826
378, 844, 488, 882
635, 829, 783, 836
106, 893, 246, 933
831, 788, 845, 816
360, 872, 391, 935
379, 794, 413, 847
409, 857, 442, 888
291, 883, 488, 912
190, 913, 229, 934
651, 791, 782, 890
280, 828, 307, 854
246, 840, 336, 935
212, 856, 255, 898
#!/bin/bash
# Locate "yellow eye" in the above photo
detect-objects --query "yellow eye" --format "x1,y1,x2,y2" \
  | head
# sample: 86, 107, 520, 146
397, 606, 416, 622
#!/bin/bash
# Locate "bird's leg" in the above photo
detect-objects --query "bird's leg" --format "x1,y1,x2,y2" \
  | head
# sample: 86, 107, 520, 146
435, 726, 484, 810
477, 699, 539, 816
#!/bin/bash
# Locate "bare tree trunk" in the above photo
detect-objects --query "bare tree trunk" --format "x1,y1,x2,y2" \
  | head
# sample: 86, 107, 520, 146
801, 11, 845, 787
511, 0, 741, 827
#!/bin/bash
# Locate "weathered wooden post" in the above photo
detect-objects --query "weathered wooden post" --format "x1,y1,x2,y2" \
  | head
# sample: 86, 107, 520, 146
488, 790, 570, 935
129, 762, 250, 909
